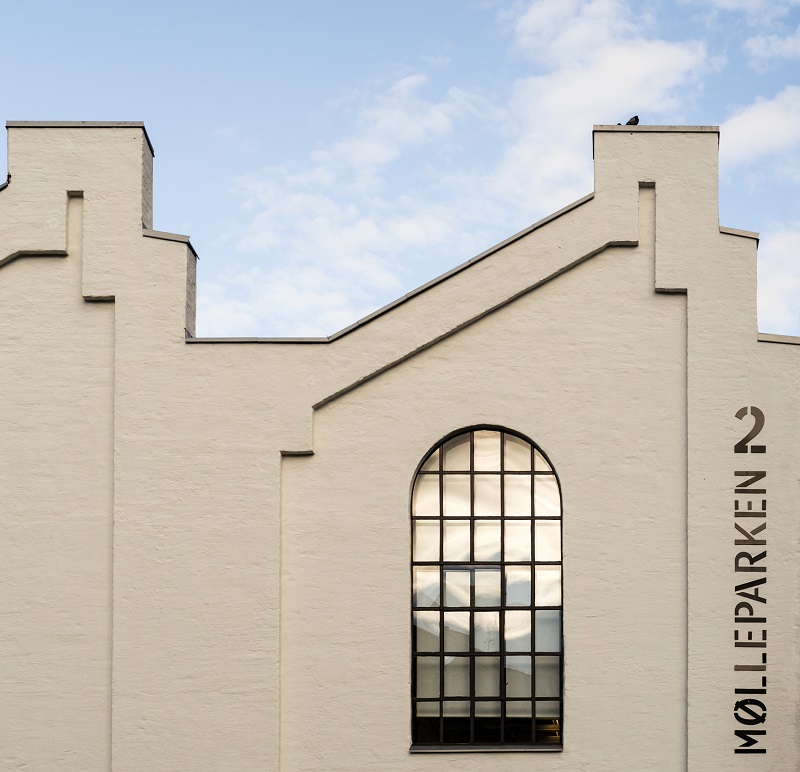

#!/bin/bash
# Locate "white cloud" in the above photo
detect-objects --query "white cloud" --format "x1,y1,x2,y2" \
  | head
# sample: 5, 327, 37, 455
198, 0, 709, 337
720, 86, 800, 168
684, 0, 800, 21
745, 25, 800, 65
708, 0, 797, 10
313, 74, 484, 178
511, 0, 638, 65
758, 225, 800, 334
490, 1, 707, 213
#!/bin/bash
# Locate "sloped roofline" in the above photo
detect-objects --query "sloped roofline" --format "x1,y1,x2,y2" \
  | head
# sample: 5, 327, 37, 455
186, 191, 596, 344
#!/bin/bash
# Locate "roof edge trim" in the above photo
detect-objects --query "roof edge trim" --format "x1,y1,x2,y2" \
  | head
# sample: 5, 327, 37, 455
328, 192, 595, 341
6, 121, 155, 157
143, 228, 197, 259
757, 332, 800, 346
720, 225, 759, 241
182, 192, 595, 345
593, 125, 719, 133
314, 238, 637, 410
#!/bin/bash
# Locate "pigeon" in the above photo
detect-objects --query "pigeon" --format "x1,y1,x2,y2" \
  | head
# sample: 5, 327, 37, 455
626, 115, 639, 125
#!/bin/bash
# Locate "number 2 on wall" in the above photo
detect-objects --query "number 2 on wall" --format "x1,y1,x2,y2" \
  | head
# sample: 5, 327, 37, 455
735, 406, 766, 454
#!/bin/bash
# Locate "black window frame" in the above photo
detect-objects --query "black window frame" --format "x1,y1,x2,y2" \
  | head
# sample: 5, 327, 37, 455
410, 425, 564, 752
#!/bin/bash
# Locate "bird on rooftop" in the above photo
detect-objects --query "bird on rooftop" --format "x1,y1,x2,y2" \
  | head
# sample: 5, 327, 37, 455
626, 115, 639, 125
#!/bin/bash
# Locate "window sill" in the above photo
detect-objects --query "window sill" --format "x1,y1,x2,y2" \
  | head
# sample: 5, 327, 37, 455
410, 744, 563, 753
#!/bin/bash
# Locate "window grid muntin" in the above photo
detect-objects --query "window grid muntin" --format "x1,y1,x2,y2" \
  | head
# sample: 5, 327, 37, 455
411, 428, 563, 748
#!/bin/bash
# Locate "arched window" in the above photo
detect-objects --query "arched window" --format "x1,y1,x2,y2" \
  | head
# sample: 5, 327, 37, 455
411, 428, 563, 750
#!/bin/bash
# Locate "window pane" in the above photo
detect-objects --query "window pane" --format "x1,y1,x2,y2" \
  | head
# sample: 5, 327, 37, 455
534, 520, 561, 561
474, 569, 501, 607
506, 701, 533, 743
416, 657, 439, 698
504, 476, 531, 517
416, 701, 439, 717
535, 656, 560, 698
443, 700, 469, 716
413, 475, 439, 517
505, 567, 531, 607
443, 520, 470, 561
507, 700, 533, 717
474, 430, 501, 471
474, 475, 501, 517
413, 611, 440, 652
413, 566, 440, 608
474, 521, 501, 561
535, 565, 562, 606
474, 611, 500, 652
443, 569, 471, 607
504, 520, 531, 561
505, 610, 532, 652
443, 435, 471, 471
444, 656, 470, 697
475, 656, 501, 697
504, 435, 531, 471
476, 701, 500, 717
505, 656, 532, 698
443, 611, 470, 652
413, 702, 440, 744
534, 475, 560, 517
536, 700, 560, 718
443, 701, 470, 744
420, 448, 440, 472
475, 701, 501, 743
413, 520, 440, 562
443, 475, 470, 517
533, 448, 552, 472
535, 610, 561, 652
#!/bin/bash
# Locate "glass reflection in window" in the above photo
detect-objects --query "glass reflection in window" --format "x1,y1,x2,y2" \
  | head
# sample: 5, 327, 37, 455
411, 428, 562, 748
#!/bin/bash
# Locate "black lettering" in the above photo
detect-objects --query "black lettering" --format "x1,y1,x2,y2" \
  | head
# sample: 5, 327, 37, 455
734, 470, 766, 492
735, 602, 756, 618
734, 729, 766, 754
735, 521, 766, 546
735, 577, 766, 604
734, 699, 767, 725
735, 551, 767, 572
735, 407, 766, 453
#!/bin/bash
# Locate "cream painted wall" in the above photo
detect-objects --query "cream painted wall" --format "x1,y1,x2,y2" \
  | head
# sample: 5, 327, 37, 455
282, 237, 687, 770
0, 195, 113, 770
1, 122, 797, 771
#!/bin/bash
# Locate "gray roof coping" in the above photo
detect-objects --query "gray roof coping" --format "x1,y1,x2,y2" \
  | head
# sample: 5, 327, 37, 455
757, 332, 800, 346
592, 125, 720, 157
143, 228, 197, 259
593, 125, 719, 133
6, 121, 155, 156
184, 192, 596, 344
720, 225, 759, 241
328, 192, 595, 340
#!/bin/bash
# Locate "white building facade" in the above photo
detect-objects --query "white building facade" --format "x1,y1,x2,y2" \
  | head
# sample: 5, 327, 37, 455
1, 121, 797, 770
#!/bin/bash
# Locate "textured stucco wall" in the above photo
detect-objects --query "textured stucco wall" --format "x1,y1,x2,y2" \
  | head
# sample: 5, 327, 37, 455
0, 189, 114, 769
1, 122, 798, 771
282, 236, 688, 771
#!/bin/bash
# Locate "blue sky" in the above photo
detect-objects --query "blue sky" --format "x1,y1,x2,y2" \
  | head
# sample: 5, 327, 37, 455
3, 0, 800, 336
